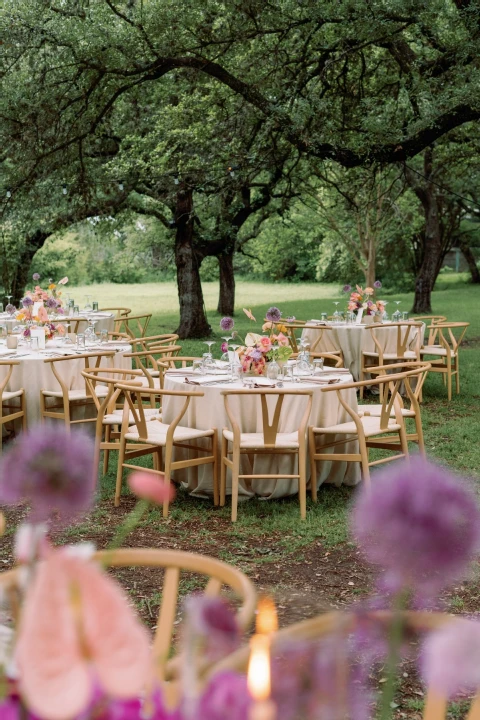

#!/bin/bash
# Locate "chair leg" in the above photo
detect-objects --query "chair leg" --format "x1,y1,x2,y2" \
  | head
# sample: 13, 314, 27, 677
358, 431, 371, 487
308, 427, 318, 503
455, 359, 460, 394
359, 362, 365, 399
220, 434, 227, 507
163, 445, 173, 518
399, 423, 410, 463
415, 414, 426, 458
298, 448, 307, 520
231, 448, 240, 522
212, 431, 219, 507
114, 438, 126, 506
447, 363, 452, 402
21, 392, 27, 431
103, 425, 111, 474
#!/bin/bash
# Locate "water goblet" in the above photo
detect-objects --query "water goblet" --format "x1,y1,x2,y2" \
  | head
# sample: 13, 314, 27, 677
92, 301, 99, 312
392, 301, 402, 322
77, 333, 86, 351
30, 337, 39, 352
313, 358, 324, 374
100, 329, 109, 344
229, 344, 241, 366
84, 295, 92, 311
73, 305, 79, 316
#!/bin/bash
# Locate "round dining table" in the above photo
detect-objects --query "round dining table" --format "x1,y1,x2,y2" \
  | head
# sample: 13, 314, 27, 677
0, 311, 115, 336
0, 339, 131, 427
301, 321, 425, 380
162, 370, 361, 500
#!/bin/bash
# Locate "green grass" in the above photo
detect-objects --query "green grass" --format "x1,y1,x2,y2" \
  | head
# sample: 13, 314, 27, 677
61, 275, 480, 553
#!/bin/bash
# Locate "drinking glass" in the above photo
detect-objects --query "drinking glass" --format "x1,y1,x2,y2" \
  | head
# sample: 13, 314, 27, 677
100, 329, 109, 343
203, 353, 216, 374
313, 358, 324, 374
0, 324, 7, 340
192, 359, 205, 375
220, 336, 233, 362
30, 337, 39, 352
282, 365, 294, 382
402, 311, 409, 321
203, 340, 215, 358
5, 295, 13, 307
267, 360, 280, 381
73, 305, 80, 316
229, 344, 241, 366
332, 302, 342, 324
0, 303, 3, 314
84, 295, 92, 311
321, 312, 328, 322
392, 301, 402, 322
92, 301, 99, 312
230, 364, 243, 382
63, 322, 73, 344
77, 334, 86, 350
296, 357, 311, 376
242, 377, 254, 388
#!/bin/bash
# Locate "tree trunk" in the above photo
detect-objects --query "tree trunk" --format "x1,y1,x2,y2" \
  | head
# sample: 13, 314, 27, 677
411, 150, 445, 313
6, 230, 49, 304
217, 250, 235, 315
366, 241, 376, 288
174, 187, 212, 339
458, 237, 480, 283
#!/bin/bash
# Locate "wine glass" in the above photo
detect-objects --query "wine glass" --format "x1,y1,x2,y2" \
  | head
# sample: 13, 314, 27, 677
229, 344, 241, 366
63, 321, 73, 345
87, 320, 99, 343
84, 294, 92, 311
5, 295, 13, 310
220, 335, 233, 362
392, 301, 402, 322
380, 301, 389, 321
333, 301, 341, 323
203, 341, 216, 365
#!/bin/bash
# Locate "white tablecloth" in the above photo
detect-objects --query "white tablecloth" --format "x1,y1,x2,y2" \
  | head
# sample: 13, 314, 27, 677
162, 373, 360, 499
0, 340, 131, 427
301, 322, 425, 380
0, 312, 115, 335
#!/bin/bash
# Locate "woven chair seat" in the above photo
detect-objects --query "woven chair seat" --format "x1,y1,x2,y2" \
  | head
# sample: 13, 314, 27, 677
125, 421, 214, 445
222, 429, 299, 449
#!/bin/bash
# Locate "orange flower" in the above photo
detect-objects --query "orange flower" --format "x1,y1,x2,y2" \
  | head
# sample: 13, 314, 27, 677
365, 287, 374, 295
48, 283, 56, 290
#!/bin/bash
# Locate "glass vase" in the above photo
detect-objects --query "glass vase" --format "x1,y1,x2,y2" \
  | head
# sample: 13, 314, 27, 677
266, 360, 280, 381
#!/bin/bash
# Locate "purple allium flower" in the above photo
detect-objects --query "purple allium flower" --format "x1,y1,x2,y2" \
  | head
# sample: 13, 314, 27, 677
56, 306, 65, 315
343, 284, 352, 293
352, 458, 480, 604
46, 297, 57, 309
21, 296, 33, 307
184, 596, 240, 662
373, 280, 382, 289
266, 306, 281, 323
0, 425, 96, 523
197, 672, 250, 720
221, 342, 228, 353
220, 316, 234, 332
5, 304, 16, 314
286, 315, 296, 322
422, 619, 480, 699
32, 273, 40, 281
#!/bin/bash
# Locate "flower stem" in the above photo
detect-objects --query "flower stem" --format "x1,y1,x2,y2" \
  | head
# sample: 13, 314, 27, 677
379, 594, 407, 720
107, 499, 149, 551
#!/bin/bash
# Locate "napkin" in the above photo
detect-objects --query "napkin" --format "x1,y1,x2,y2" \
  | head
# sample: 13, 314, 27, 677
298, 377, 342, 385
253, 382, 276, 388
184, 375, 231, 386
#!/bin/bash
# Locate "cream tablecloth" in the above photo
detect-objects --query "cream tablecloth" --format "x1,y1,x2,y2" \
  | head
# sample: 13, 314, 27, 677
0, 312, 115, 335
301, 322, 425, 380
0, 340, 131, 426
162, 373, 361, 499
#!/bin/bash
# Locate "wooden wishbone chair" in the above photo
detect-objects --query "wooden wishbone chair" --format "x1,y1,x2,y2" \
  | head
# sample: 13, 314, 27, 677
360, 321, 423, 399
81, 367, 158, 477
357, 362, 431, 457
115, 383, 218, 515
308, 367, 421, 490
205, 609, 479, 720
286, 323, 344, 363
115, 313, 152, 339
220, 388, 313, 522
419, 321, 469, 401
132, 334, 180, 352
0, 547, 256, 707
99, 307, 132, 318
39, 351, 116, 429
413, 315, 447, 347
124, 346, 183, 389
294, 351, 345, 368
0, 360, 27, 451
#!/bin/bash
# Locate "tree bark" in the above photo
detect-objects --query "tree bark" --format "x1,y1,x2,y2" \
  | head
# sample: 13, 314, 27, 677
217, 250, 235, 315
5, 230, 50, 304
458, 237, 480, 283
174, 187, 212, 339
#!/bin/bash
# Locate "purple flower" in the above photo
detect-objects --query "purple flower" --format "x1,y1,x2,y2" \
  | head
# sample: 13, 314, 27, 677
21, 296, 33, 307
197, 672, 250, 720
23, 327, 31, 338
286, 316, 296, 322
46, 297, 57, 309
266, 306, 281, 323
373, 280, 382, 289
221, 342, 228, 353
0, 425, 96, 523
352, 458, 480, 604
220, 316, 234, 332
422, 619, 480, 699
5, 304, 16, 314
184, 596, 240, 662
32, 273, 40, 281
251, 349, 263, 362
343, 284, 352, 293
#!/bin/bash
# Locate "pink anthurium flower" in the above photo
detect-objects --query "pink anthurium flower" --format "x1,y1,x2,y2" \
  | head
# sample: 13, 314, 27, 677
16, 551, 152, 720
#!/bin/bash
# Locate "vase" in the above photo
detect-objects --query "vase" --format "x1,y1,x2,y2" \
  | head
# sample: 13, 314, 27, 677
266, 360, 280, 380
363, 315, 374, 325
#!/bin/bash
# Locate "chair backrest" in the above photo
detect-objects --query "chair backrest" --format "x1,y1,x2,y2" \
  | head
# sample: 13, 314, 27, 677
115, 382, 204, 441
308, 351, 344, 368
206, 609, 475, 720
364, 362, 432, 412
99, 307, 132, 318
432, 322, 469, 356
0, 547, 256, 686
115, 313, 152, 338
320, 366, 424, 431
82, 366, 146, 416
413, 315, 447, 345
42, 351, 116, 396
221, 388, 313, 448
368, 321, 423, 361
0, 359, 20, 397
283, 322, 307, 352
123, 346, 183, 388
132, 334, 180, 352
160, 356, 203, 369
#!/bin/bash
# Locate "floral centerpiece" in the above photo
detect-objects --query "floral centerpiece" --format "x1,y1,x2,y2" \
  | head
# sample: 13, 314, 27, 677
343, 280, 385, 316
219, 307, 293, 376
14, 273, 68, 338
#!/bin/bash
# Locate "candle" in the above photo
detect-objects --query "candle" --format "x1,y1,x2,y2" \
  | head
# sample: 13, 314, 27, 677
247, 598, 277, 720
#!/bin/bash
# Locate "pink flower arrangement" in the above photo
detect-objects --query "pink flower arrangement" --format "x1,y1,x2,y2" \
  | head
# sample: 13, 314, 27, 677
344, 283, 385, 316
219, 311, 293, 375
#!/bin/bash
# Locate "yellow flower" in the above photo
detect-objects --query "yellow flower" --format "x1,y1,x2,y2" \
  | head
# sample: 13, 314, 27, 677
48, 283, 56, 290
16, 312, 25, 321
277, 324, 287, 333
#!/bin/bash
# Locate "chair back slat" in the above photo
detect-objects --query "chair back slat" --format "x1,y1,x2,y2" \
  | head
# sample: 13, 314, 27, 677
368, 322, 422, 361
153, 566, 181, 678
204, 577, 223, 596
260, 393, 285, 446
0, 361, 18, 395
115, 313, 152, 338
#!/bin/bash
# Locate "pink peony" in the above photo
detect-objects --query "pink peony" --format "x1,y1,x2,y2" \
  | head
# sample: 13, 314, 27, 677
128, 472, 175, 505
276, 332, 289, 347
